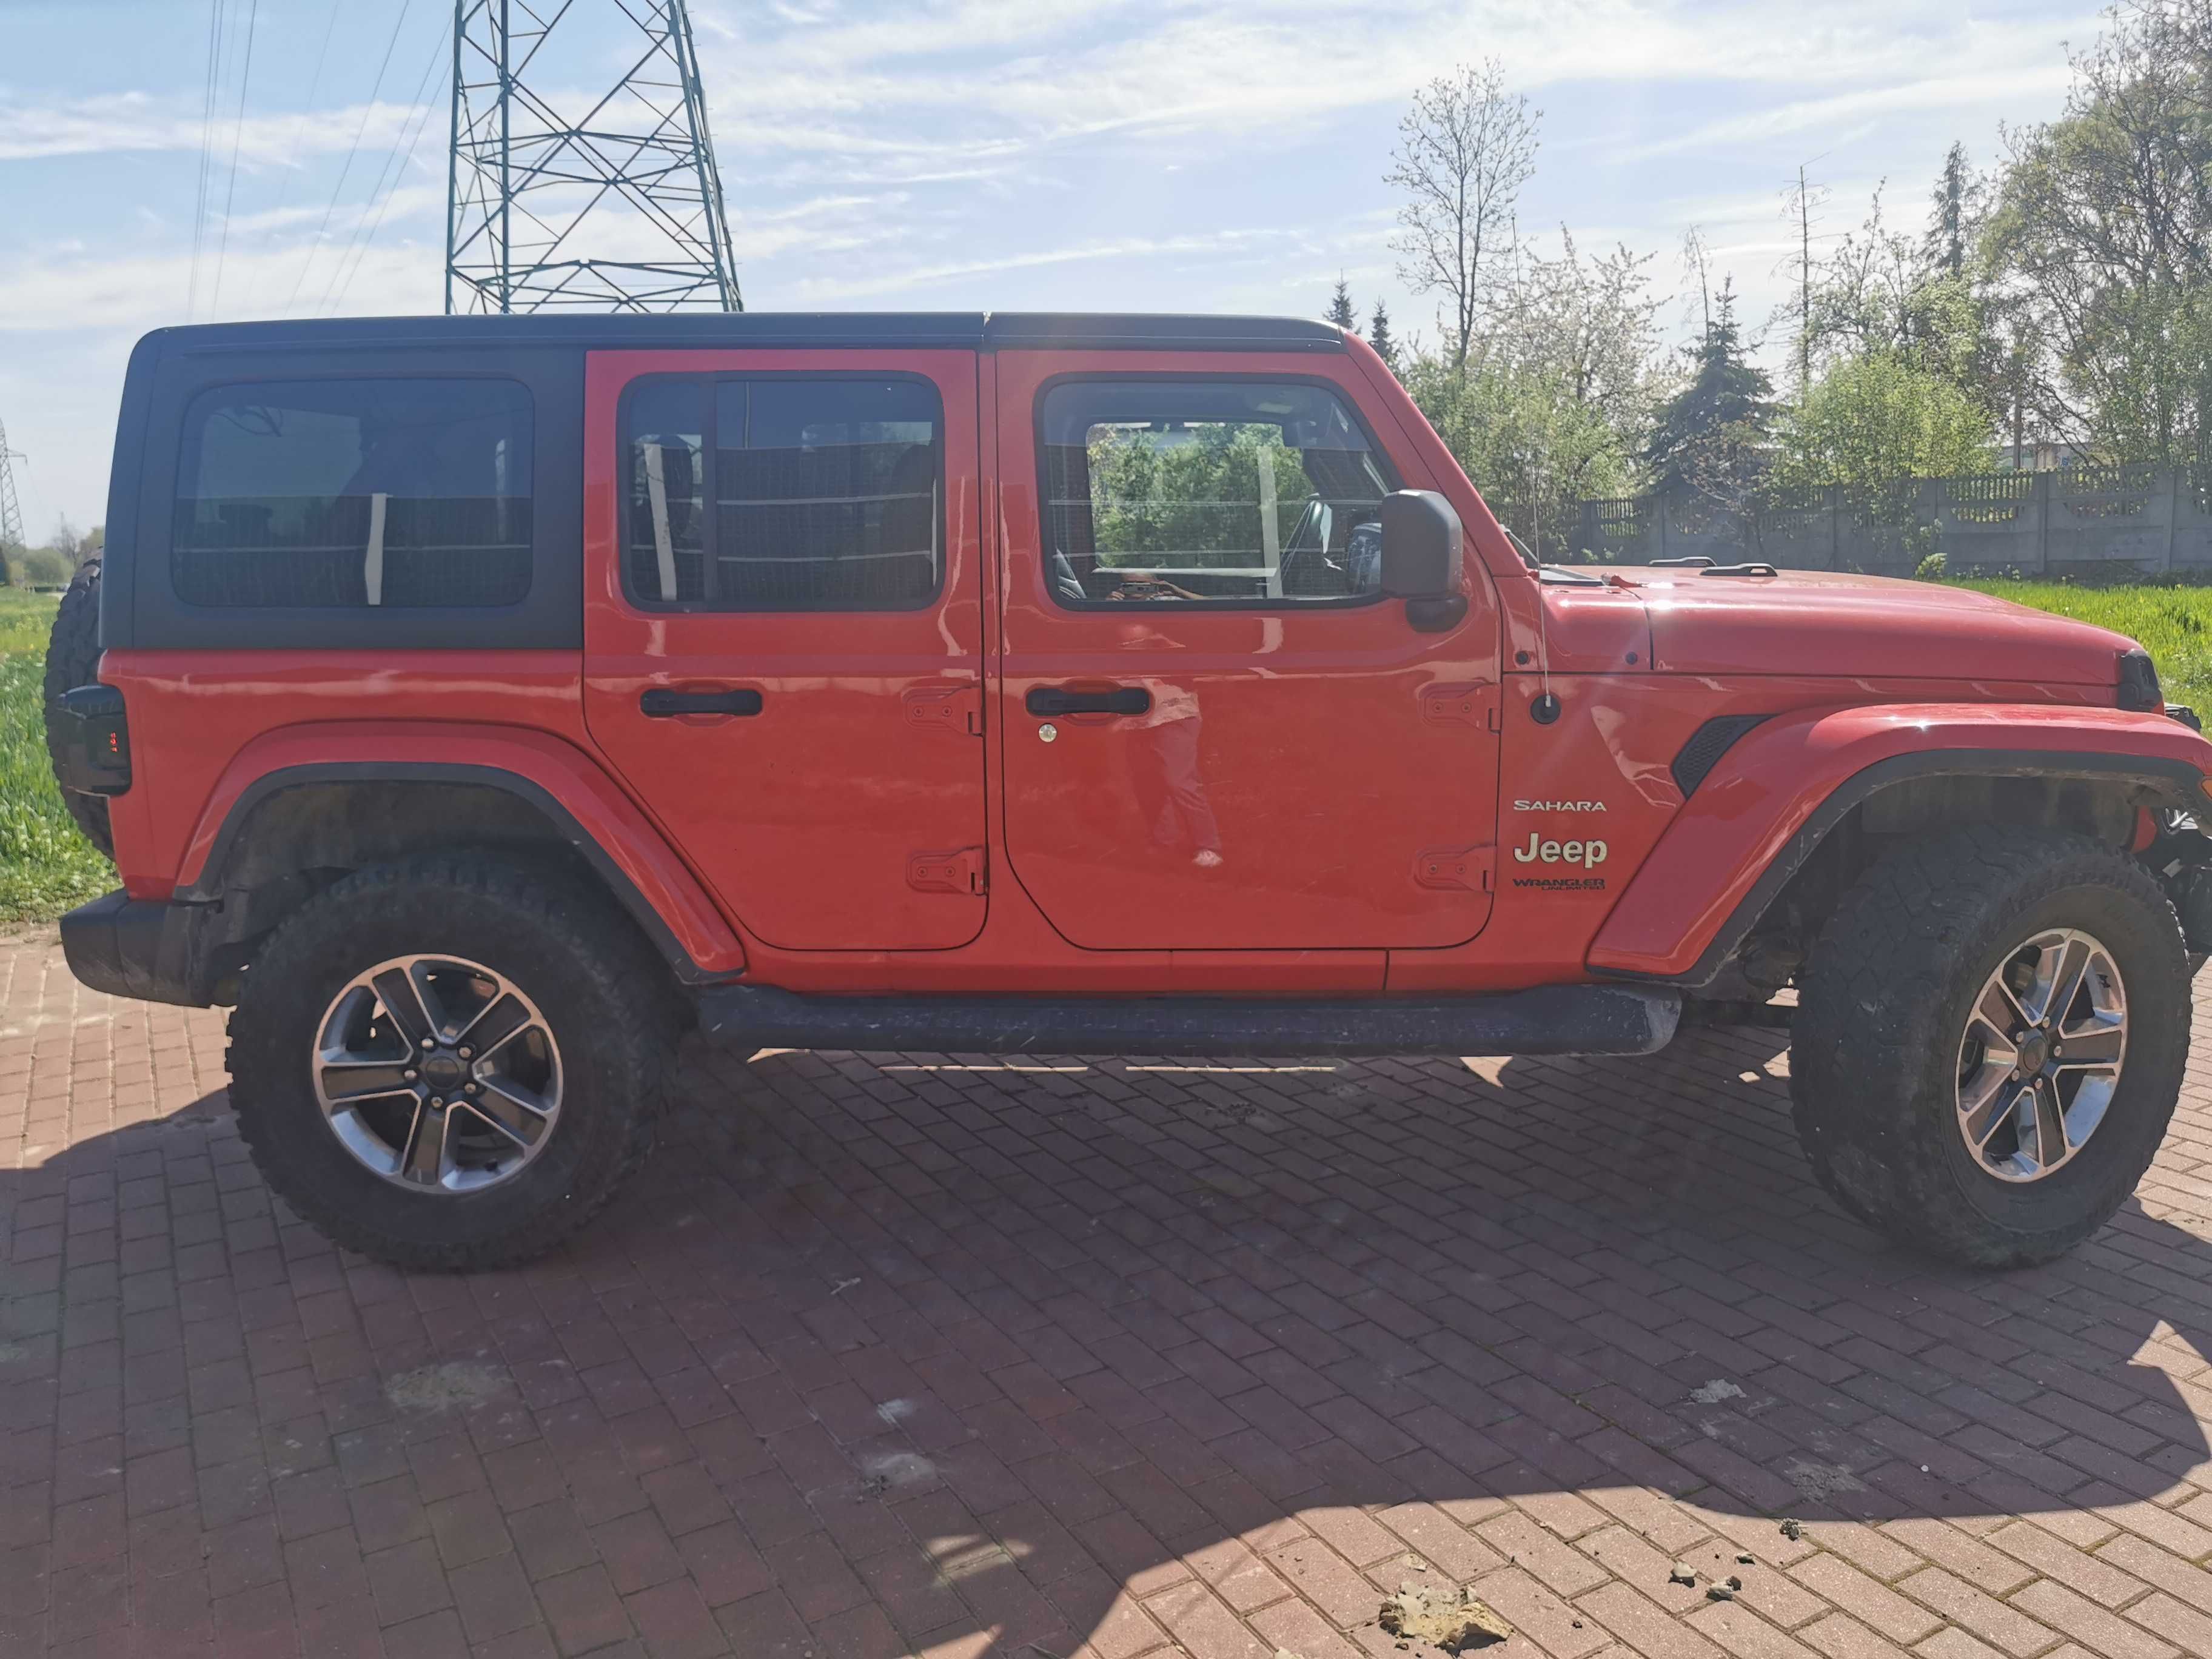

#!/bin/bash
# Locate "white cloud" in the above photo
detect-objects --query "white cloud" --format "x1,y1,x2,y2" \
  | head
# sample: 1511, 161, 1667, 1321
787, 228, 1277, 300
1617, 64, 2077, 162
689, 0, 2082, 166
0, 238, 442, 334
0, 0, 2102, 523
0, 92, 430, 164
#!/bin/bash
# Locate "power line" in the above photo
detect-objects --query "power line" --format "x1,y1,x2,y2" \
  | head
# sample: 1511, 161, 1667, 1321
243, 0, 342, 313
286, 0, 416, 315
209, 0, 261, 318
186, 0, 227, 320
323, 18, 452, 314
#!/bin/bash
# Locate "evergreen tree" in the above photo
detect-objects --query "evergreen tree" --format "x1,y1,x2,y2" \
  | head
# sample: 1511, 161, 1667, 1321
1369, 300, 1399, 369
1642, 281, 1776, 501
1923, 141, 1982, 281
1326, 277, 1358, 331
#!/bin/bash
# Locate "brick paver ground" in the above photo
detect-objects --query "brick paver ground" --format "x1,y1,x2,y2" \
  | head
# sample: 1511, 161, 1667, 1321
8, 930, 2212, 1659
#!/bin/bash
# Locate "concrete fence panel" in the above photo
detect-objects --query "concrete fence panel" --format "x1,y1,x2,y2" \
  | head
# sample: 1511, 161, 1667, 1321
1540, 467, 2212, 576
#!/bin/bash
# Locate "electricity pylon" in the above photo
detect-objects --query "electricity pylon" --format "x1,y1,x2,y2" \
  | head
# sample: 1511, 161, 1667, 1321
446, 0, 741, 313
0, 418, 25, 565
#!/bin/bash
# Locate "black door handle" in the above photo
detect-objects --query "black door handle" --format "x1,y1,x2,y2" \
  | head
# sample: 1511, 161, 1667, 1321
640, 688, 763, 718
1025, 685, 1151, 717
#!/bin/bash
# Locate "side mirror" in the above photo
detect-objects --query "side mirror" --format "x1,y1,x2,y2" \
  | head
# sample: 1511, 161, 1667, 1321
1380, 489, 1469, 631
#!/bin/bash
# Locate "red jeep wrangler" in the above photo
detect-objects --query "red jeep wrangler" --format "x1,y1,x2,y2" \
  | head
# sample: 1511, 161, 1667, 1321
43, 312, 2212, 1273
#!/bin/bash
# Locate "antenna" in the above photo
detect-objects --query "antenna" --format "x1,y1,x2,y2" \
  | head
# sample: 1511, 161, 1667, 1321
445, 0, 741, 313
0, 418, 25, 563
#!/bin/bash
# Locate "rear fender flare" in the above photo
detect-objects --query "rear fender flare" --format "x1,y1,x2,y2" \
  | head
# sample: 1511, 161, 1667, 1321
175, 722, 745, 980
1588, 702, 2212, 984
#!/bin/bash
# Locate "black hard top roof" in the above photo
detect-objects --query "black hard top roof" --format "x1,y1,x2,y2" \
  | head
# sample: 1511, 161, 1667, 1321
146, 312, 1347, 356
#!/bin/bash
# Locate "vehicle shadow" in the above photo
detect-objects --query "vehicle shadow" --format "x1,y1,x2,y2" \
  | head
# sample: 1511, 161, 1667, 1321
5, 1012, 2210, 1657
608, 1017, 2212, 1653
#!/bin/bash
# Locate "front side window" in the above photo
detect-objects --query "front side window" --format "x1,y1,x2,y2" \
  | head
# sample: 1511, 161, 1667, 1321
173, 378, 532, 608
622, 377, 942, 610
1039, 380, 1393, 606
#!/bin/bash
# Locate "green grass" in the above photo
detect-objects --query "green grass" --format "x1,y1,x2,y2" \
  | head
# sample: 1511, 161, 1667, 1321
0, 588, 115, 927
1949, 578, 2212, 709
0, 588, 58, 656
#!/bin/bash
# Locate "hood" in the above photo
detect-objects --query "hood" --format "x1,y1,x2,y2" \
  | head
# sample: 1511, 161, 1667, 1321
1600, 568, 2138, 689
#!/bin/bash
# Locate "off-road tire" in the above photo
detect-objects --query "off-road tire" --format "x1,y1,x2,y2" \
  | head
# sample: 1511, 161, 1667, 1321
227, 854, 676, 1270
1792, 827, 2190, 1268
41, 559, 112, 859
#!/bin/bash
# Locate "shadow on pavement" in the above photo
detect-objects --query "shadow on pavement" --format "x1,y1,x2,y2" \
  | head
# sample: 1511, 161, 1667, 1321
4, 1014, 2209, 1655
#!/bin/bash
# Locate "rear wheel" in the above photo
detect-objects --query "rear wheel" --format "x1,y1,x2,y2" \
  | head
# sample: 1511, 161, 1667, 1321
1792, 827, 2189, 1267
228, 854, 675, 1270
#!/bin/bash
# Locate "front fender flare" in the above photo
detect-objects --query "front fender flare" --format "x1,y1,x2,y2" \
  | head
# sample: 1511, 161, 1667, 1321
1587, 702, 2212, 985
175, 721, 746, 980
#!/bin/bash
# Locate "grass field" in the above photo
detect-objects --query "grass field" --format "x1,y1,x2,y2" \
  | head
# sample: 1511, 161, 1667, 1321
1951, 578, 2212, 709
0, 588, 115, 927
2, 575, 2211, 930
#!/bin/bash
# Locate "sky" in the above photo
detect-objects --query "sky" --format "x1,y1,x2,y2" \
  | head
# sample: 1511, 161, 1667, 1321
0, 0, 2100, 535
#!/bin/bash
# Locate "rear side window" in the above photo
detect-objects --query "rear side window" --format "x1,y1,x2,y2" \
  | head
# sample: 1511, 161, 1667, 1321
1038, 379, 1392, 606
173, 379, 533, 608
622, 377, 942, 610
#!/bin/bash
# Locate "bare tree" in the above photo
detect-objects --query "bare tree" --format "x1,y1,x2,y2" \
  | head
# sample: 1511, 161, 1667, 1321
1803, 185, 1922, 364
1498, 229, 1666, 457
48, 516, 100, 567
1386, 59, 1540, 372
1680, 225, 1715, 334
1775, 164, 1833, 401
1986, 1, 2212, 460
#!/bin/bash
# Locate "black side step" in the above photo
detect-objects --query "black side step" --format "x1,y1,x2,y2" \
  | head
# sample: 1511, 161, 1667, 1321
696, 984, 1681, 1057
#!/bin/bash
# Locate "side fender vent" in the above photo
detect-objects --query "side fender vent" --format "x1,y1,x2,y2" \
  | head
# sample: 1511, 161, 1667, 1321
1672, 715, 1769, 799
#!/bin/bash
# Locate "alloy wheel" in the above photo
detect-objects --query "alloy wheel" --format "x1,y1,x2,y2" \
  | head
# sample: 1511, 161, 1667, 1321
311, 955, 563, 1193
1954, 928, 2127, 1183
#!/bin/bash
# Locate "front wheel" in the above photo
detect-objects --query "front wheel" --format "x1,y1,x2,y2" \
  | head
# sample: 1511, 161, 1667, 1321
227, 854, 675, 1270
1792, 827, 2190, 1268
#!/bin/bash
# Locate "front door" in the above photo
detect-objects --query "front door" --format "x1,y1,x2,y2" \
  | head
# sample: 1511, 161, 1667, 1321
582, 350, 987, 951
994, 357, 1501, 951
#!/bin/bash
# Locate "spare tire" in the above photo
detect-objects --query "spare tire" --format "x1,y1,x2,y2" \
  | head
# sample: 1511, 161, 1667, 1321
41, 559, 113, 859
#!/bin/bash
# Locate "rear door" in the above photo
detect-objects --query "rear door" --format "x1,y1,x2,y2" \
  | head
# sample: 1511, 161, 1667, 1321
994, 354, 1501, 950
581, 350, 987, 951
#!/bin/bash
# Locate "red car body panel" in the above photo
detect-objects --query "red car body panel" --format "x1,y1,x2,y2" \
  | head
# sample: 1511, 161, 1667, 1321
84, 323, 2212, 1002
1381, 671, 2128, 992
149, 708, 748, 975
98, 651, 591, 896
989, 346, 1504, 952
1588, 702, 2212, 978
1626, 566, 2137, 684
577, 347, 991, 954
